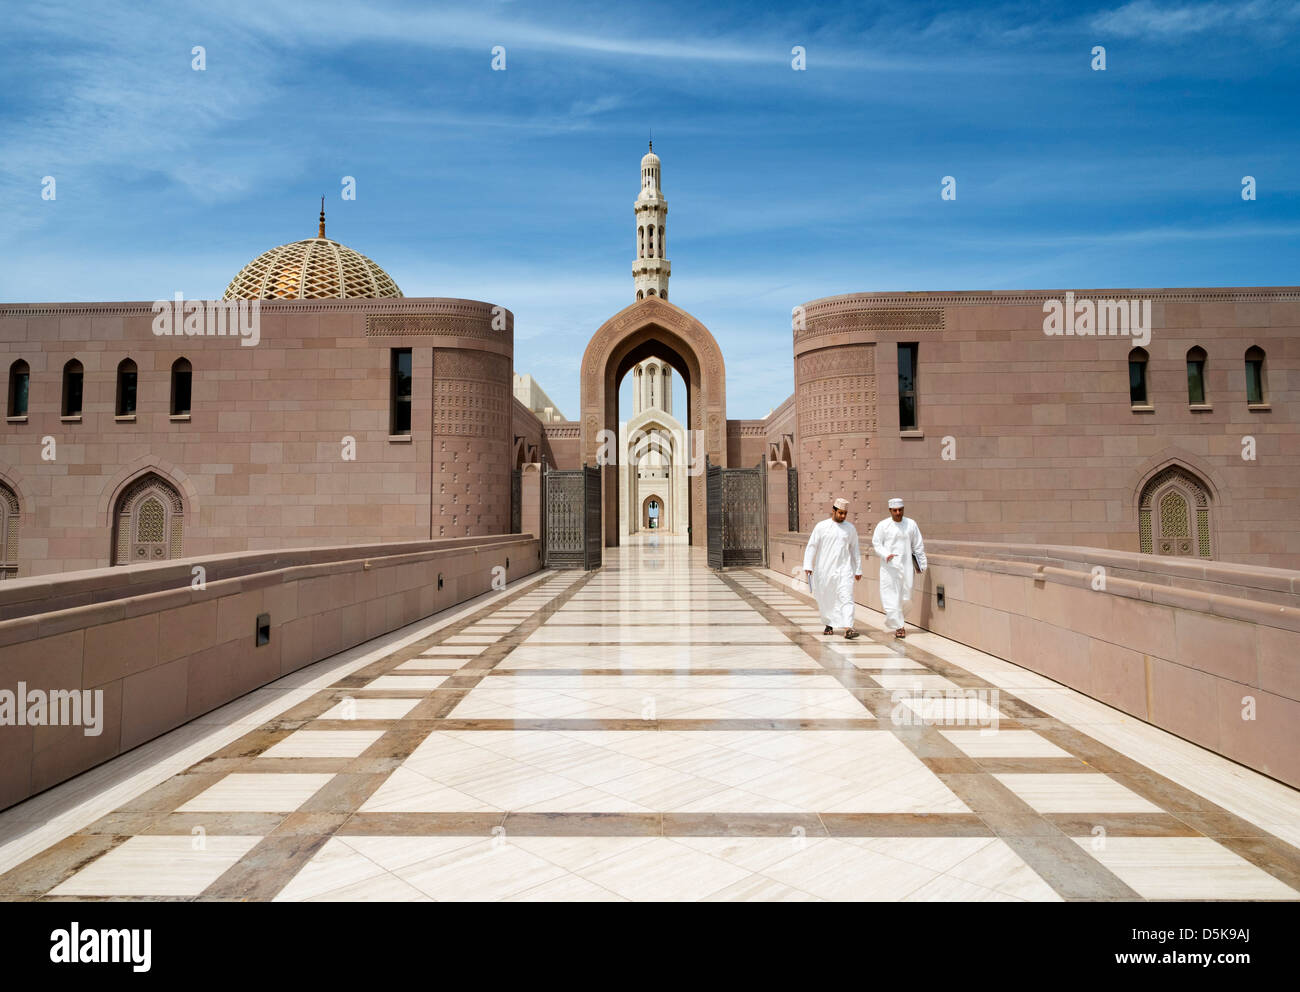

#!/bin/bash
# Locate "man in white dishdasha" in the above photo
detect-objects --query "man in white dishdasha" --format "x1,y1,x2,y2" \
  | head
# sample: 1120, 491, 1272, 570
803, 497, 863, 639
872, 497, 927, 639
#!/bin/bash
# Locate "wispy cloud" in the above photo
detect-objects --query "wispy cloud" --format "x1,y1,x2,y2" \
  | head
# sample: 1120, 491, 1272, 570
1090, 0, 1300, 38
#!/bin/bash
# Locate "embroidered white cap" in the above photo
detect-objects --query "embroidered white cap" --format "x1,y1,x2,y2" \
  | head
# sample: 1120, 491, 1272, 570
832, 498, 849, 510
887, 498, 904, 509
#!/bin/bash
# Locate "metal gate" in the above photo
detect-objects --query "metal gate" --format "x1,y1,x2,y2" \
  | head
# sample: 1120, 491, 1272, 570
787, 466, 799, 533
509, 469, 522, 534
543, 464, 602, 569
705, 458, 768, 569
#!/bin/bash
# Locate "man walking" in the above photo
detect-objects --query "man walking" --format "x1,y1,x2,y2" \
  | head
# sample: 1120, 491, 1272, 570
803, 497, 863, 639
872, 497, 926, 638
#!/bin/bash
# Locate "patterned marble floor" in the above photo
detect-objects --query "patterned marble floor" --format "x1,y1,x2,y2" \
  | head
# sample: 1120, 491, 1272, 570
3, 535, 1299, 902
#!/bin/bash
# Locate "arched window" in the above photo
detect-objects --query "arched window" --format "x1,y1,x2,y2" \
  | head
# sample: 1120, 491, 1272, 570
638, 225, 644, 258
62, 359, 83, 417
658, 225, 664, 257
170, 357, 192, 416
112, 472, 184, 565
1139, 465, 1212, 559
1128, 347, 1149, 407
7, 360, 29, 418
1245, 346, 1267, 405
647, 225, 654, 254
0, 482, 19, 579
116, 358, 138, 416
1186, 346, 1207, 405
648, 288, 657, 297
636, 290, 644, 300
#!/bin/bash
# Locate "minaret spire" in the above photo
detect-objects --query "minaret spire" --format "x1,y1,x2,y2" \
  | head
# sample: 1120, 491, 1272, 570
632, 141, 670, 302
318, 196, 326, 238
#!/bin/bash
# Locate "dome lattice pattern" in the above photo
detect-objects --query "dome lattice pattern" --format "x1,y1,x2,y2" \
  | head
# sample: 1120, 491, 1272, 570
222, 238, 403, 301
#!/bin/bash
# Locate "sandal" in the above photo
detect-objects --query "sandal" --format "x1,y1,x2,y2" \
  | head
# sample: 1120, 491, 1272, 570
823, 625, 834, 635
894, 629, 906, 639
844, 628, 860, 639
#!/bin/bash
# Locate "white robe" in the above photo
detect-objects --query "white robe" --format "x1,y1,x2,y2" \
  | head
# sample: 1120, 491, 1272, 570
872, 516, 927, 629
802, 519, 862, 628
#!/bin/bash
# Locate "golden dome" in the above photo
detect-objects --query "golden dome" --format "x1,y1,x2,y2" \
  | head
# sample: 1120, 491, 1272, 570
223, 207, 403, 300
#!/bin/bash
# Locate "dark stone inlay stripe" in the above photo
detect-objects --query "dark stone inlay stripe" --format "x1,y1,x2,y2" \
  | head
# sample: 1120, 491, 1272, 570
1043, 813, 1200, 837
819, 813, 993, 837
340, 812, 508, 835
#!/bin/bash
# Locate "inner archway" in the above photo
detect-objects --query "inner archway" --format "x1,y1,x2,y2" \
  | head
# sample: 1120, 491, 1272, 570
642, 493, 666, 530
581, 297, 727, 547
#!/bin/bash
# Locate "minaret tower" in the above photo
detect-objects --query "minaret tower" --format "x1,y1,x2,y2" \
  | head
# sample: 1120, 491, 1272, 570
633, 141, 670, 302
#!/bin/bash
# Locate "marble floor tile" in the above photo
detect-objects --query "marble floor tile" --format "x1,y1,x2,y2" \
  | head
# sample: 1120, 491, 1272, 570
50, 835, 262, 896
1072, 836, 1298, 900
262, 730, 386, 759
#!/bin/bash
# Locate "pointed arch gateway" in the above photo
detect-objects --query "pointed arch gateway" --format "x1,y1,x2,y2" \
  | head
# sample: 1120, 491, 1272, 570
111, 471, 185, 565
581, 296, 727, 547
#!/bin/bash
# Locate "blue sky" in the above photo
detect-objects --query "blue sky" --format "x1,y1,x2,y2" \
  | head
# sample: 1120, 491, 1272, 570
2, 1, 1297, 418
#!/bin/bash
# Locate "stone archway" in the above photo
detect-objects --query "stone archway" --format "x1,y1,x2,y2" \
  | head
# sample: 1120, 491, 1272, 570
581, 297, 727, 547
642, 493, 667, 531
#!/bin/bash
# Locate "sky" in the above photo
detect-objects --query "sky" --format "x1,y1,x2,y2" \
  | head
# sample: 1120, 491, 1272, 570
1, 0, 1297, 419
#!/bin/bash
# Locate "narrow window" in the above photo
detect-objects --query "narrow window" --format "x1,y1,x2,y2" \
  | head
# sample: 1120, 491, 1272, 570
658, 225, 664, 257
1245, 346, 1266, 404
7, 360, 29, 418
1129, 347, 1149, 406
1186, 346, 1207, 405
62, 359, 84, 417
391, 348, 412, 435
170, 357, 192, 415
116, 358, 137, 416
897, 343, 918, 430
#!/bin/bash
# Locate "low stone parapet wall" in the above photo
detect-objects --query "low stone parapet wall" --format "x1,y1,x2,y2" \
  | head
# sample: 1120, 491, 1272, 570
0, 535, 540, 811
770, 531, 1300, 789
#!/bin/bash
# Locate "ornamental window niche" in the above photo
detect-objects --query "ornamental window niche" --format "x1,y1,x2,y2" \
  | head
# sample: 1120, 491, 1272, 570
112, 473, 184, 565
1138, 465, 1213, 559
0, 482, 19, 579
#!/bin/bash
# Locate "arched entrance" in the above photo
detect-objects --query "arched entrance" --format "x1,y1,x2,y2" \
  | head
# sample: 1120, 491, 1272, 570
642, 493, 666, 530
581, 297, 727, 547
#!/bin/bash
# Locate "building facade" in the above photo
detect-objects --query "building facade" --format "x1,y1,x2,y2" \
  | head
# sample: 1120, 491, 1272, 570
2, 150, 1298, 576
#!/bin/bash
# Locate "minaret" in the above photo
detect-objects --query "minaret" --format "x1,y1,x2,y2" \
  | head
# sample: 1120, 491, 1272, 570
633, 141, 670, 302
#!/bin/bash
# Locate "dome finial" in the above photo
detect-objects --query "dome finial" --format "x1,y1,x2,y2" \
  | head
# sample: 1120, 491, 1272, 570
318, 196, 326, 239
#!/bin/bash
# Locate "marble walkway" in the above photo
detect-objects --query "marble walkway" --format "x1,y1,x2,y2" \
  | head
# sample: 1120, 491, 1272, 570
2, 535, 1299, 902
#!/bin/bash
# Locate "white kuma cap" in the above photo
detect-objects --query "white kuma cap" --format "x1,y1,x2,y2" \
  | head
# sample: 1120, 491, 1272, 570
832, 498, 849, 510
887, 498, 904, 509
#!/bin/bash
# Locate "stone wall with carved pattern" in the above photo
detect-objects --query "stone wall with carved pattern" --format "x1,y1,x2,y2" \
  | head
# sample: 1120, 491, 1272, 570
433, 349, 512, 537
795, 343, 877, 523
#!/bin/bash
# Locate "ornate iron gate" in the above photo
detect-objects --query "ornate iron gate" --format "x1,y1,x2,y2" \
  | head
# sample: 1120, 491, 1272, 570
705, 458, 768, 569
543, 464, 602, 569
509, 469, 522, 534
787, 466, 799, 533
